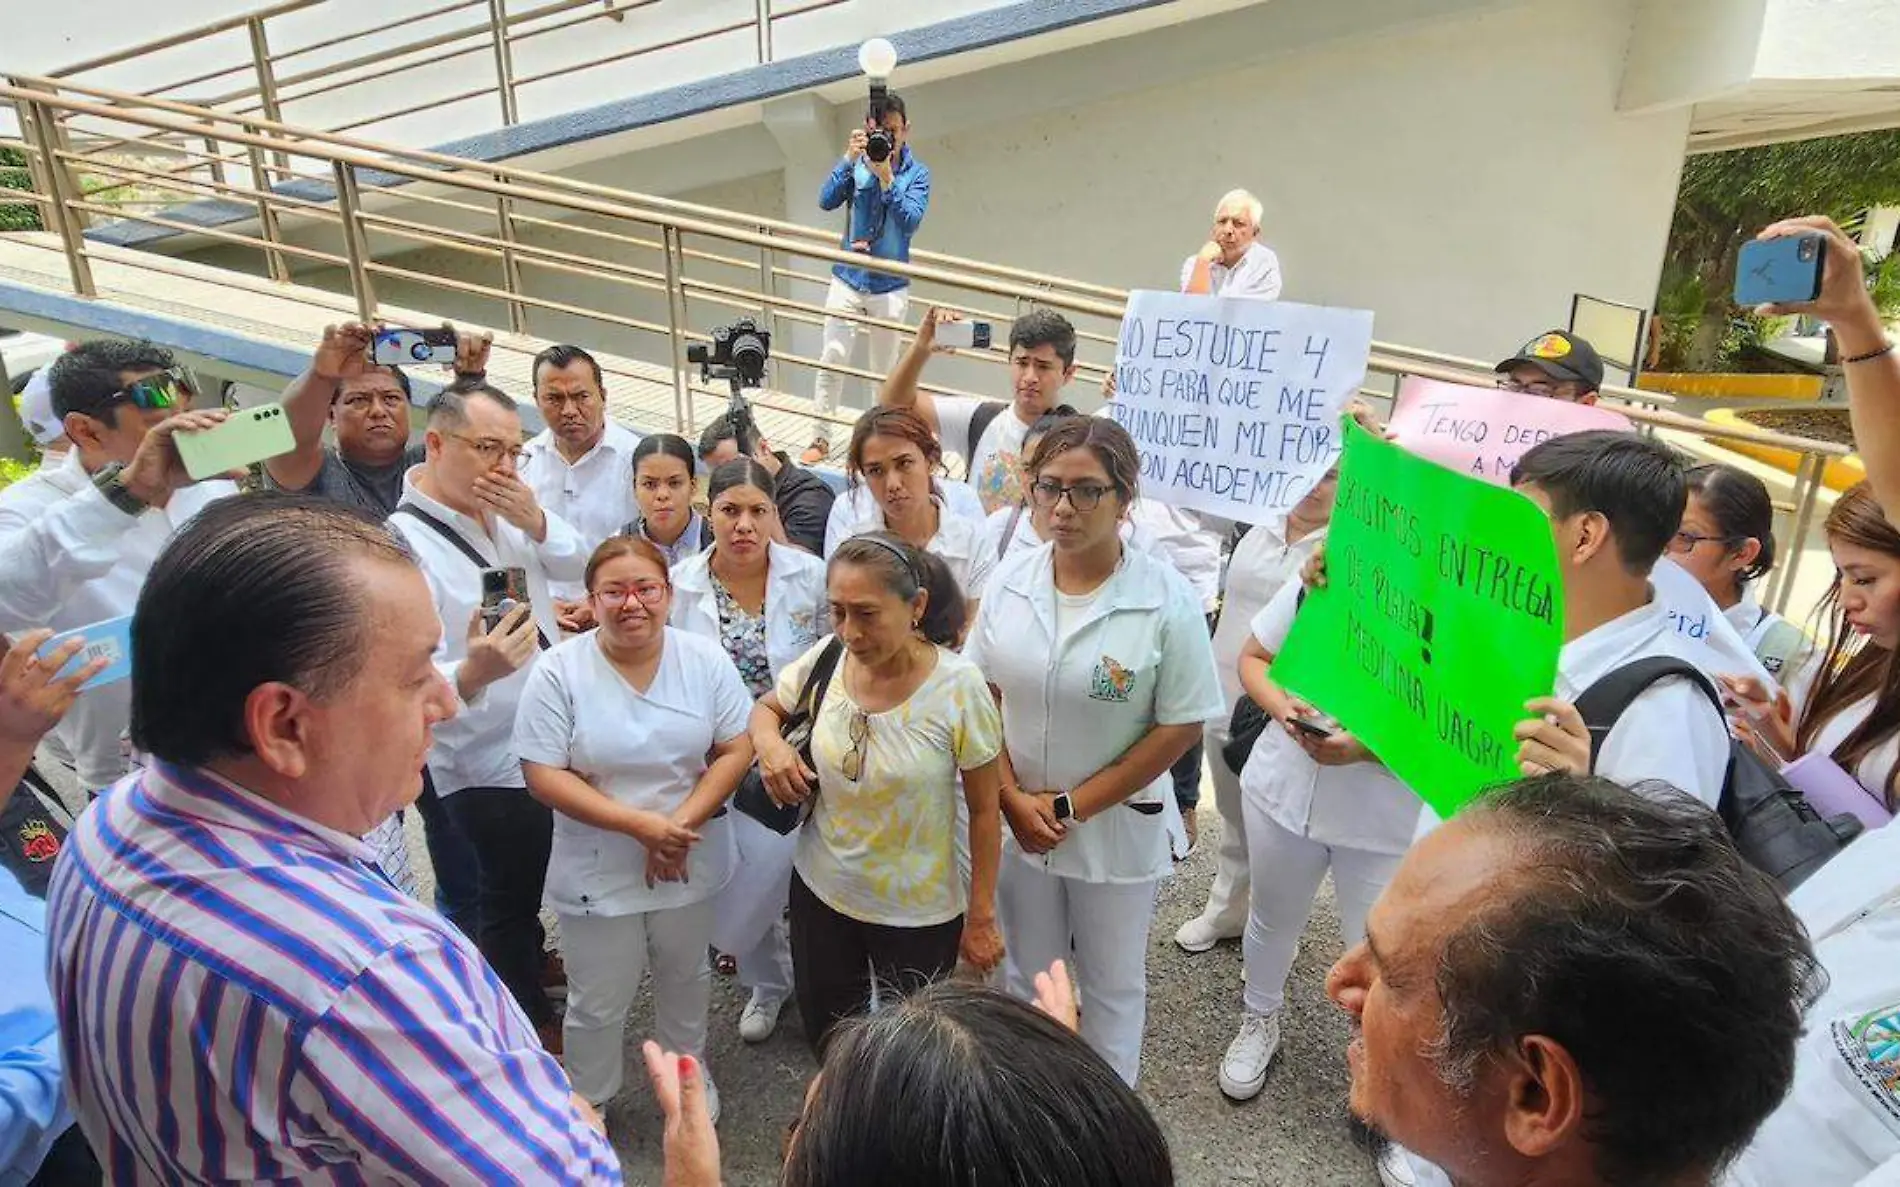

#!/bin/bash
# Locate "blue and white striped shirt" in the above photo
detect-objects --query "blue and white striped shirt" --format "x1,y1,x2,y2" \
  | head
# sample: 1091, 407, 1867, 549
45, 762, 621, 1184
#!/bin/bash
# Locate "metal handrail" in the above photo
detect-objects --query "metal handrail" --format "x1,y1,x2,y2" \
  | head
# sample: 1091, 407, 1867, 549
0, 78, 1849, 612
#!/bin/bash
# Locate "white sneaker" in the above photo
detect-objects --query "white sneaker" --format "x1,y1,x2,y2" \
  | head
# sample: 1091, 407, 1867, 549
738, 991, 785, 1043
1375, 1142, 1419, 1187
1218, 1010, 1281, 1101
1174, 914, 1240, 954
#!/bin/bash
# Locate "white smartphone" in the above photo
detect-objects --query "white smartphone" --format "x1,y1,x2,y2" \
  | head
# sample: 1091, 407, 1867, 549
372, 327, 458, 367
935, 320, 993, 350
174, 403, 297, 480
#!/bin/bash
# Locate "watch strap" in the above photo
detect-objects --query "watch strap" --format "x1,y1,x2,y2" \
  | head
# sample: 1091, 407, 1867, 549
91, 462, 149, 516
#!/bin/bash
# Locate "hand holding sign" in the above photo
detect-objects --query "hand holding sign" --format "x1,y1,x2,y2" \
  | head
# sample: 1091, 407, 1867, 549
1273, 419, 1566, 817
1108, 292, 1373, 525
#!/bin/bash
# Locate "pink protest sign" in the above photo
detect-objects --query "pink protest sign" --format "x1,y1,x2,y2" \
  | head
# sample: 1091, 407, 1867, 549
1388, 377, 1633, 485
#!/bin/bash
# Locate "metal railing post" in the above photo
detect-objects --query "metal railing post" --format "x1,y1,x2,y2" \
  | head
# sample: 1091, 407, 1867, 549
247, 17, 291, 182
22, 98, 95, 298
488, 0, 520, 127
202, 130, 228, 189
1771, 451, 1826, 615
332, 160, 377, 322
662, 224, 692, 433
755, 0, 772, 64
12, 98, 53, 205
246, 129, 290, 283
495, 178, 527, 333
756, 226, 778, 346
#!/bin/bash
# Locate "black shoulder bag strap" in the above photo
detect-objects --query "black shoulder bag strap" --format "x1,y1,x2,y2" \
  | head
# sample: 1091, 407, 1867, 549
998, 503, 1026, 561
966, 401, 1008, 468
394, 503, 552, 650
1572, 656, 1722, 762
797, 637, 848, 725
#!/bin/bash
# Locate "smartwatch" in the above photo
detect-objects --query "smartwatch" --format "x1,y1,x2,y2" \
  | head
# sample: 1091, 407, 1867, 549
91, 462, 150, 517
1051, 792, 1074, 822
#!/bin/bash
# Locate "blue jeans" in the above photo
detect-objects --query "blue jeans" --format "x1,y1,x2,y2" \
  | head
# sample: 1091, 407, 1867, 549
414, 770, 481, 940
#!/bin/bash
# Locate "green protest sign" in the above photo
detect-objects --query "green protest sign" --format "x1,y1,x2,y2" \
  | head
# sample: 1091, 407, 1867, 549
1272, 419, 1564, 818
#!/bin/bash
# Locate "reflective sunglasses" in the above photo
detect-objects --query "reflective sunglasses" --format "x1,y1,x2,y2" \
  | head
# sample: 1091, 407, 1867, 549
107, 368, 194, 412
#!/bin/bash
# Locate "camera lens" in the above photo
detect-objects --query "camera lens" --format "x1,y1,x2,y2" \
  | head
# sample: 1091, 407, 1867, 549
1797, 240, 1817, 261
410, 341, 430, 360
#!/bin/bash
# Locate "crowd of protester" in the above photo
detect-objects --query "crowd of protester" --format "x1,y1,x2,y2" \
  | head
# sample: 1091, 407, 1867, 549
0, 167, 1896, 1187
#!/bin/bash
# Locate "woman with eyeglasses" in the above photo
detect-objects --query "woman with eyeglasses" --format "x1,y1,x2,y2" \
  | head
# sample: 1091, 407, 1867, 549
751, 531, 1006, 1053
965, 418, 1225, 1087
513, 536, 756, 1124
669, 458, 828, 1045
622, 434, 709, 565
982, 413, 1167, 564
829, 408, 994, 636
1668, 463, 1806, 680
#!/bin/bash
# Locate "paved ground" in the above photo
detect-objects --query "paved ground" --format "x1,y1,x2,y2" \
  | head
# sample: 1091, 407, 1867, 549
37, 767, 1374, 1186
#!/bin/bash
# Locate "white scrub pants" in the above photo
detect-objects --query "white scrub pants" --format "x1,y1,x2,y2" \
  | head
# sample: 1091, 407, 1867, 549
1193, 715, 1250, 935
712, 813, 797, 1004
559, 900, 715, 1106
811, 277, 907, 443
1240, 808, 1402, 1017
998, 859, 1158, 1087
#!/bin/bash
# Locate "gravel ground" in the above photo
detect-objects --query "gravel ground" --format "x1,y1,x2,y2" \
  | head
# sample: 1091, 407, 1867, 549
38, 768, 1375, 1185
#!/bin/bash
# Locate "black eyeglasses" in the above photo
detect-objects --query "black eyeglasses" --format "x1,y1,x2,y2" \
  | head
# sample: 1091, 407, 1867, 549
1668, 530, 1739, 555
1029, 479, 1115, 511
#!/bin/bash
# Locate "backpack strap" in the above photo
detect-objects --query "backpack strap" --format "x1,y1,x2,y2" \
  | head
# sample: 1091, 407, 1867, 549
394, 504, 552, 650
966, 401, 1008, 469
998, 503, 1026, 561
1571, 656, 1726, 767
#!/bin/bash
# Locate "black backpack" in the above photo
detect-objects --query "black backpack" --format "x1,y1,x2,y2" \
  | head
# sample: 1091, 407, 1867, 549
966, 401, 1081, 469
1573, 656, 1863, 892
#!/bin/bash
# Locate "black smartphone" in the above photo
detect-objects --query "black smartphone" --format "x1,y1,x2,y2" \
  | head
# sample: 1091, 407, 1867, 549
1288, 713, 1339, 740
480, 567, 530, 632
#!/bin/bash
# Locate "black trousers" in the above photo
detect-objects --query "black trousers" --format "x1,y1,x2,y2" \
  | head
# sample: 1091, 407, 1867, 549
440, 785, 555, 1027
788, 871, 961, 1055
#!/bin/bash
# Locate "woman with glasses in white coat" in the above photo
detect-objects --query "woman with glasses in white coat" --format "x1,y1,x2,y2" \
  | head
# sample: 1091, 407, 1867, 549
670, 458, 828, 1045
966, 417, 1224, 1087
514, 535, 755, 1124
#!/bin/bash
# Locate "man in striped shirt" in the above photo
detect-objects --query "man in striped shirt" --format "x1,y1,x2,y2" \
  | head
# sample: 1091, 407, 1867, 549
44, 494, 620, 1184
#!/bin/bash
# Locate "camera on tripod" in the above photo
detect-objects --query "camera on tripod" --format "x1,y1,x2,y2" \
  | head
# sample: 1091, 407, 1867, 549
688, 318, 771, 455
687, 318, 770, 390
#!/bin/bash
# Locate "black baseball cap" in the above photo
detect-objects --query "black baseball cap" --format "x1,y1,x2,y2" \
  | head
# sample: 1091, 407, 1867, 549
1494, 330, 1604, 392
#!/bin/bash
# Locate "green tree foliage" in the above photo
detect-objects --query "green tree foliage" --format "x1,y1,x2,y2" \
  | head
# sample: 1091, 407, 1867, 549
0, 145, 42, 233
1663, 128, 1900, 370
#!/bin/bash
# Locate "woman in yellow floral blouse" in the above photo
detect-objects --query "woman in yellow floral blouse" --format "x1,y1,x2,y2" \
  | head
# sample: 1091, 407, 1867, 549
750, 531, 1005, 1052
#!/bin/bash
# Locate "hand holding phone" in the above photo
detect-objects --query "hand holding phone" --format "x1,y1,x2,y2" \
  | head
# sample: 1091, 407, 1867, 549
1287, 713, 1339, 740
1734, 233, 1825, 307
173, 403, 296, 480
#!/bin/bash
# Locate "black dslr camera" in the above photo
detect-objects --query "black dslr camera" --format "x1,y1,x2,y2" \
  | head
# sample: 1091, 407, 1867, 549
688, 318, 771, 454
865, 80, 895, 163
687, 318, 770, 389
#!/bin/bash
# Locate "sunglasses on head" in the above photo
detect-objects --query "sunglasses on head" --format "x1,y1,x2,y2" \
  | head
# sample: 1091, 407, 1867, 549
107, 368, 193, 412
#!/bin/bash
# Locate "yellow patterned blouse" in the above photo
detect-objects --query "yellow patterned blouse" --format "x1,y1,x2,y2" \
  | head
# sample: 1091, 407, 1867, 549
782, 638, 1003, 927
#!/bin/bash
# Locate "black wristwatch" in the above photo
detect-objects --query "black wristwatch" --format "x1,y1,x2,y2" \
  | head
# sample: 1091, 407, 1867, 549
91, 462, 150, 516
1051, 792, 1074, 822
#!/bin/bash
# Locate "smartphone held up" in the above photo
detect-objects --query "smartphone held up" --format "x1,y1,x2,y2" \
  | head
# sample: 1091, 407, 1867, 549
174, 403, 297, 480
1734, 233, 1826, 307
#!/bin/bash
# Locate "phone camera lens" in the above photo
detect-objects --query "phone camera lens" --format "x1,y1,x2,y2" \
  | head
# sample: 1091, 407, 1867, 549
1798, 240, 1817, 261
411, 341, 430, 360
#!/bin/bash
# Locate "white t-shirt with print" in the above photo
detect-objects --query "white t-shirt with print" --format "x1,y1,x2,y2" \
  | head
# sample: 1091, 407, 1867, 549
935, 395, 1032, 515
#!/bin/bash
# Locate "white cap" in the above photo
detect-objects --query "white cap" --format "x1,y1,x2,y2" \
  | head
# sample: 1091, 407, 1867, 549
15, 369, 64, 446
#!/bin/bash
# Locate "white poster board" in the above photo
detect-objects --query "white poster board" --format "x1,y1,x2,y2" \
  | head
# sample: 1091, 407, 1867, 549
1108, 291, 1374, 526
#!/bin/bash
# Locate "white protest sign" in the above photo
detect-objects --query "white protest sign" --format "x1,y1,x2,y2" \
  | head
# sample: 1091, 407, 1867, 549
1108, 291, 1374, 525
1652, 558, 1775, 686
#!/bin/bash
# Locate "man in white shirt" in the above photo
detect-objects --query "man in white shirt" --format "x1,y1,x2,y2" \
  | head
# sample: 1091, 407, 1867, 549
877, 306, 1079, 515
1334, 775, 1817, 1187
1508, 430, 1732, 805
515, 344, 639, 623
0, 341, 238, 793
1179, 189, 1282, 301
387, 380, 588, 1051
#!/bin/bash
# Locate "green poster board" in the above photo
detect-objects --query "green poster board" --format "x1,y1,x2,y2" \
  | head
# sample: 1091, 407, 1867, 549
1273, 419, 1565, 817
